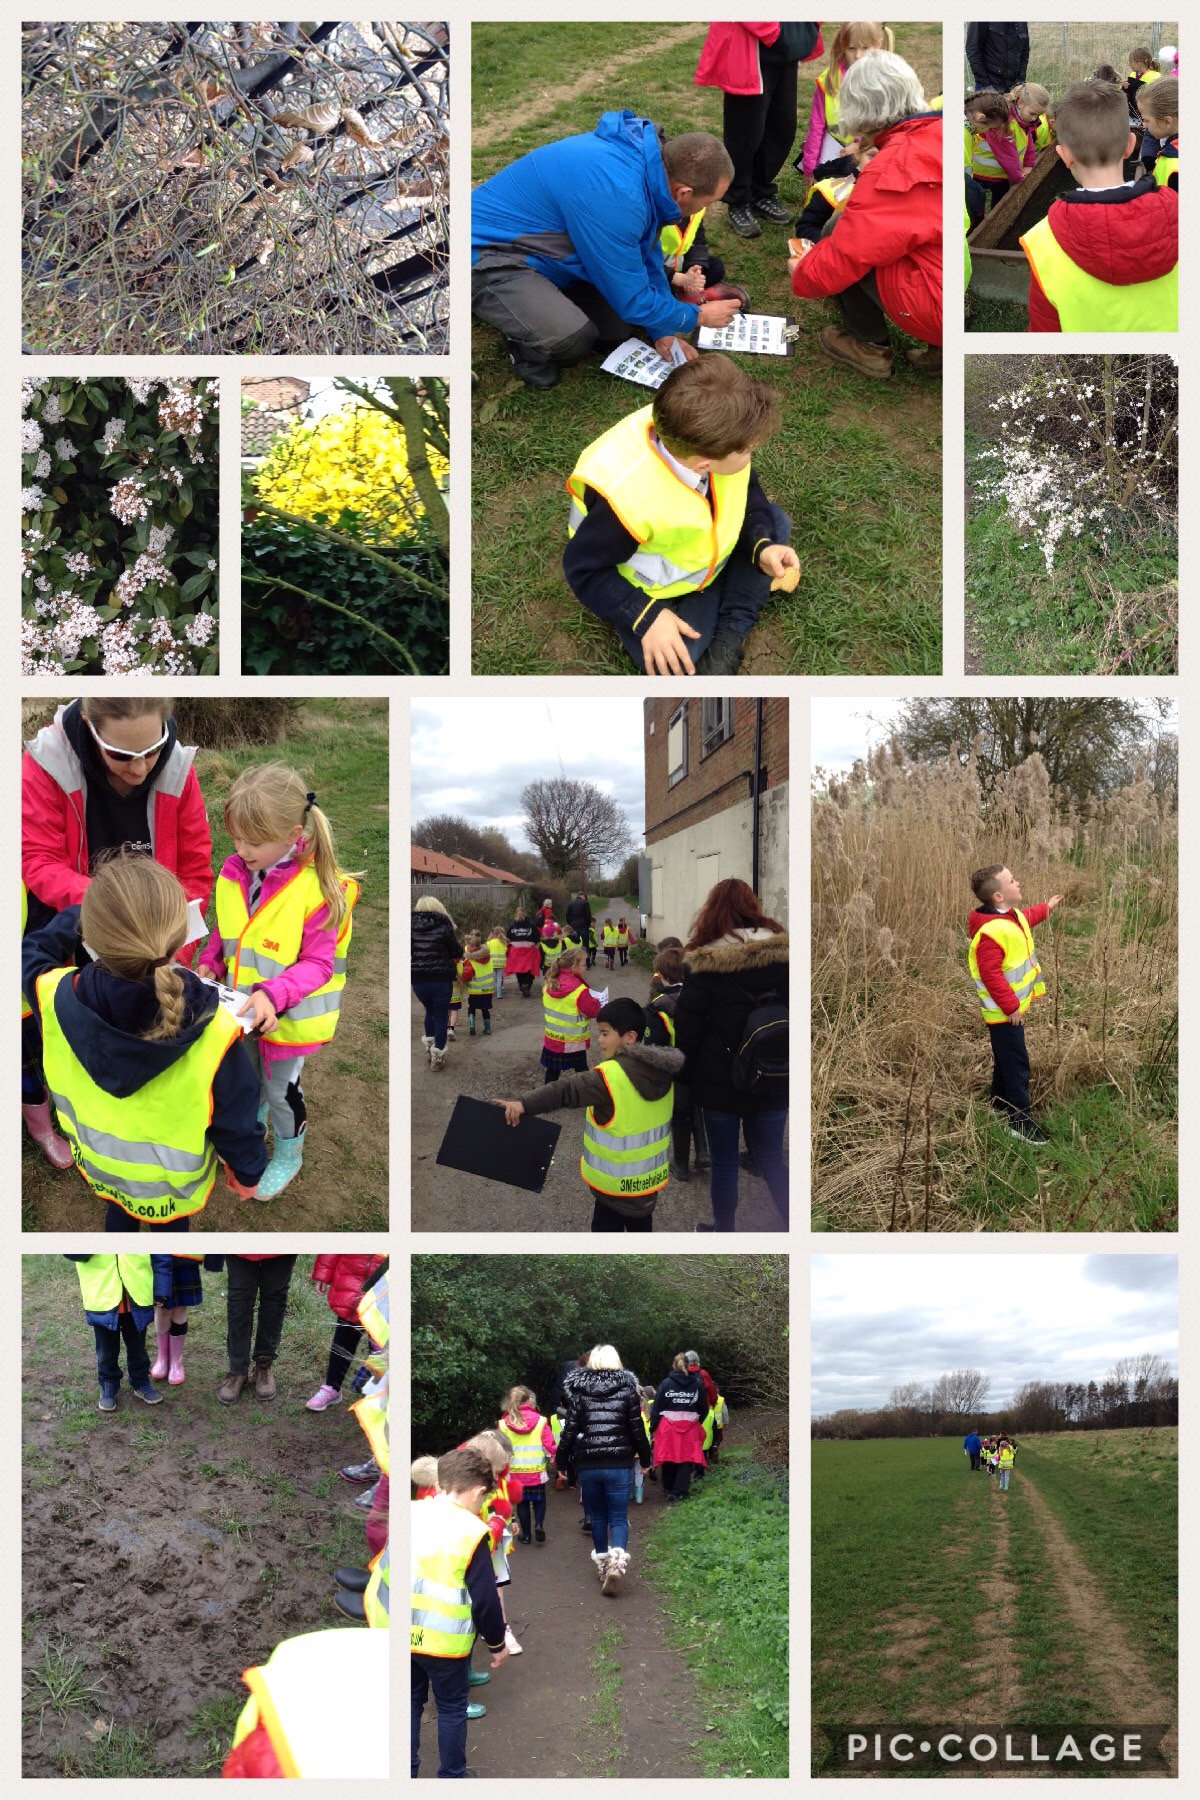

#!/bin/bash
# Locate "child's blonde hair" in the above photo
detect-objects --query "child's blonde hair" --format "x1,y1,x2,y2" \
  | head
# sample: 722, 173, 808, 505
80, 857, 190, 1042
1128, 45, 1153, 73
224, 761, 357, 932
826, 21, 893, 96
559, 945, 587, 976
1139, 75, 1177, 126
501, 1385, 537, 1429
410, 1453, 439, 1489
464, 1429, 511, 1476
1012, 82, 1051, 115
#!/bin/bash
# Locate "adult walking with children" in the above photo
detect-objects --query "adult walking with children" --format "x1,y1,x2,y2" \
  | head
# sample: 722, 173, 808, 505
556, 1344, 650, 1594
411, 894, 463, 1073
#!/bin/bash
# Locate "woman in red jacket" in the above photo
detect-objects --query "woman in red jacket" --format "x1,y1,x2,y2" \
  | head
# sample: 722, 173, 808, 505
306, 1253, 386, 1411
789, 50, 942, 379
21, 695, 213, 1167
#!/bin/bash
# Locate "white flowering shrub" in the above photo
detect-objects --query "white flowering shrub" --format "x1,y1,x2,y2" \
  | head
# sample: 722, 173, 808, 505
21, 376, 218, 675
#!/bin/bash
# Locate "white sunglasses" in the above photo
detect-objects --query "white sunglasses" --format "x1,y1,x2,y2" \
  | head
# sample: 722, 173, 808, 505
86, 717, 170, 764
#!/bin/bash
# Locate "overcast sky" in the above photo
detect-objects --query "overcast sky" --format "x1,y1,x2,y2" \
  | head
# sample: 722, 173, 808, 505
412, 699, 647, 853
810, 697, 1177, 777
812, 1255, 1177, 1414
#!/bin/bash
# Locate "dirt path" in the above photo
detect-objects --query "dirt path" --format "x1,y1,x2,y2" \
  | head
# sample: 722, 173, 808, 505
409, 962, 788, 1232
472, 25, 704, 150
1020, 1468, 1176, 1773
416, 1474, 706, 1779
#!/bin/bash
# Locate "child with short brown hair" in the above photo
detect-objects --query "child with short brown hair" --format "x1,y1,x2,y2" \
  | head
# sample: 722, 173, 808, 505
564, 353, 797, 678
967, 863, 1063, 1143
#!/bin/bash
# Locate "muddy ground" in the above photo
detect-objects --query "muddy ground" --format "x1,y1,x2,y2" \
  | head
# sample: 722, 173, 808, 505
22, 1257, 382, 1777
409, 960, 789, 1232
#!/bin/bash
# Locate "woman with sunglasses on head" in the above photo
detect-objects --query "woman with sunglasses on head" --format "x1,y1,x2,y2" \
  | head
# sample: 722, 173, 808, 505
21, 697, 213, 1169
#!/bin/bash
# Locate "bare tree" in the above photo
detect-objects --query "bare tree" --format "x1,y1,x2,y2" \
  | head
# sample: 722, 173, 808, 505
521, 778, 632, 881
937, 1368, 991, 1415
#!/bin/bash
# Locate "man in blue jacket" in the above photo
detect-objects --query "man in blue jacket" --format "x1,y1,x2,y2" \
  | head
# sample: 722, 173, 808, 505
963, 1428, 982, 1471
472, 110, 744, 388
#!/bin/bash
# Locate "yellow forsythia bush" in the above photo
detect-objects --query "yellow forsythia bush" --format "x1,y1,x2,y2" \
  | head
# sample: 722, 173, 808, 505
253, 405, 448, 542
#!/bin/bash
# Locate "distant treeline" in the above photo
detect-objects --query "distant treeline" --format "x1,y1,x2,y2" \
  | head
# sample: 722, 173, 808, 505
813, 1355, 1177, 1439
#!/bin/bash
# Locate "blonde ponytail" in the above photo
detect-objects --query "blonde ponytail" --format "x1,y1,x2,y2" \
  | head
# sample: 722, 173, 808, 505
79, 858, 190, 1042
224, 762, 363, 934
501, 1386, 535, 1429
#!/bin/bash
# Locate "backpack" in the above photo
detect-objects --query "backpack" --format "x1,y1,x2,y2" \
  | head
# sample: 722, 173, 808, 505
725, 979, 789, 1096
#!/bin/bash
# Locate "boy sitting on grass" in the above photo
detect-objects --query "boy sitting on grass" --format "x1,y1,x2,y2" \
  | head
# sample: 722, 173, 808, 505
1020, 79, 1177, 332
563, 354, 798, 677
967, 863, 1063, 1144
492, 996, 683, 1232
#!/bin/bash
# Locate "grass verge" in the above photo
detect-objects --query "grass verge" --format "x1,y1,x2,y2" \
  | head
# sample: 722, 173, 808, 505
577, 1621, 626, 1776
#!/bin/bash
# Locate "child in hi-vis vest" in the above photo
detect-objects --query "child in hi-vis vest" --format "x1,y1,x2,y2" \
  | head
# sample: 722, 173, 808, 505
200, 763, 361, 1200
66, 1252, 174, 1410
25, 858, 266, 1231
967, 863, 1063, 1146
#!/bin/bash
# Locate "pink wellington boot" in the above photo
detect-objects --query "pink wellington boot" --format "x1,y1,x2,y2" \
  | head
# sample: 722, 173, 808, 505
150, 1327, 170, 1380
22, 1094, 74, 1169
167, 1334, 186, 1385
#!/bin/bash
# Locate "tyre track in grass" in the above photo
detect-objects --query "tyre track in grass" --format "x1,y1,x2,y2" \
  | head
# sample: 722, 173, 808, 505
1020, 1467, 1176, 1776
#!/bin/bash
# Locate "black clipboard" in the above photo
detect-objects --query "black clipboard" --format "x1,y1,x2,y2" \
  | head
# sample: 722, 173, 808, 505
435, 1095, 562, 1193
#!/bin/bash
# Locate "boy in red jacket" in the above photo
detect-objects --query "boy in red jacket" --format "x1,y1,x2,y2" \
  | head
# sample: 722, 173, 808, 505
967, 865, 1063, 1143
1021, 80, 1177, 332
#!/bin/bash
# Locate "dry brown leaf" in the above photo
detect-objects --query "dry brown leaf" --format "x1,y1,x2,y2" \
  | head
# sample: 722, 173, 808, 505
198, 76, 229, 104
272, 102, 341, 134
341, 107, 376, 146
280, 143, 314, 170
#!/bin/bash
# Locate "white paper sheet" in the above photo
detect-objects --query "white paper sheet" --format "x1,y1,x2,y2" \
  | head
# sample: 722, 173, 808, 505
600, 336, 688, 389
590, 987, 610, 1005
696, 312, 792, 355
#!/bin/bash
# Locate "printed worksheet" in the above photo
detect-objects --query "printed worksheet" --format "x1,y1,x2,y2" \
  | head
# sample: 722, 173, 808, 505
696, 312, 794, 355
600, 336, 689, 388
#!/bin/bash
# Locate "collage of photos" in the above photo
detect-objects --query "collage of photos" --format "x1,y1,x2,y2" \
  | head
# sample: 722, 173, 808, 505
16, 8, 1183, 1791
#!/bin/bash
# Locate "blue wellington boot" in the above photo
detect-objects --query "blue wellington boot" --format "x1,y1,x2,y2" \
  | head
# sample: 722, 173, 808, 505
255, 1135, 304, 1200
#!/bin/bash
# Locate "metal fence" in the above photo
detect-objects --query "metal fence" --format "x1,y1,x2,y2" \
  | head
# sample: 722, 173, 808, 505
966, 22, 1175, 93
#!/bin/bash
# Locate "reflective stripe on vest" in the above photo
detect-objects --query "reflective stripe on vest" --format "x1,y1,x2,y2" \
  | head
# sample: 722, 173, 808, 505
465, 950, 492, 996
968, 126, 1010, 180
967, 910, 1046, 1024
1021, 215, 1178, 331
215, 864, 358, 1048
602, 926, 618, 944
543, 984, 590, 1051
503, 1416, 549, 1477
411, 1497, 490, 1657
37, 966, 239, 1223
566, 408, 750, 604
660, 207, 704, 270
486, 938, 507, 972
581, 1059, 672, 1196
363, 1541, 389, 1629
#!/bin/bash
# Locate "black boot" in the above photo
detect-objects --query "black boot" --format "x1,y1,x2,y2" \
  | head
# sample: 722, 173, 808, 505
693, 634, 745, 676
506, 341, 559, 389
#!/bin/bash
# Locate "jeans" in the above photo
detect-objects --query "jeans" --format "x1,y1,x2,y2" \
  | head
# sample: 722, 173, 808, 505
411, 1651, 470, 1778
516, 1485, 546, 1537
93, 1314, 151, 1392
412, 978, 453, 1051
104, 1202, 189, 1233
704, 1107, 790, 1231
999, 1468, 1011, 1490
225, 1255, 297, 1373
579, 1465, 633, 1553
614, 504, 792, 669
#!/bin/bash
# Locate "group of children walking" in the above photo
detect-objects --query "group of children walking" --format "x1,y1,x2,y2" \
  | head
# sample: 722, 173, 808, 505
24, 760, 361, 1226
965, 44, 1178, 330
447, 910, 633, 1041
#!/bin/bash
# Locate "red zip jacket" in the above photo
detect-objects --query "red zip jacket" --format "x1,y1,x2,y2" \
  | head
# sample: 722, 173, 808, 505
791, 113, 943, 344
1026, 178, 1177, 331
968, 903, 1049, 1015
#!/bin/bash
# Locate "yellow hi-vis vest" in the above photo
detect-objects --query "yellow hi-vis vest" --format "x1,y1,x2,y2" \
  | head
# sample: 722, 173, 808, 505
214, 863, 358, 1049
581, 1058, 672, 1197
967, 122, 1014, 181
486, 935, 507, 973
602, 924, 618, 946
1021, 215, 1178, 331
20, 882, 31, 1021
998, 1443, 1015, 1468
967, 909, 1046, 1024
701, 1406, 715, 1450
551, 1412, 563, 1445
1154, 143, 1178, 187
464, 947, 492, 996
816, 68, 852, 144
660, 208, 704, 272
616, 923, 630, 945
364, 1540, 390, 1629
714, 1394, 728, 1428
230, 1629, 388, 1776
1034, 115, 1053, 151
74, 1253, 156, 1314
502, 1414, 549, 1481
356, 1263, 390, 1352
566, 407, 751, 612
543, 981, 591, 1052
411, 1496, 491, 1657
37, 966, 241, 1223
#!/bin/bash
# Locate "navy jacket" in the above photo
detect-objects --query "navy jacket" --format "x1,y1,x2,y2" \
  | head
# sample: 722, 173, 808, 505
64, 1253, 174, 1330
26, 909, 266, 1187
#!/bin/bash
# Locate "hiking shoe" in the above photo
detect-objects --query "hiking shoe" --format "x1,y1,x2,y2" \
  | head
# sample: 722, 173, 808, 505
306, 1383, 342, 1412
1009, 1120, 1050, 1144
754, 195, 792, 223
254, 1358, 277, 1401
906, 343, 942, 373
726, 204, 762, 238
131, 1381, 163, 1405
339, 1456, 381, 1485
818, 325, 893, 378
98, 1387, 118, 1413
218, 1371, 247, 1405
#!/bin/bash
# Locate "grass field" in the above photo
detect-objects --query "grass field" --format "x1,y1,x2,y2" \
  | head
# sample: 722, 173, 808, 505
22, 698, 389, 1233
22, 1255, 380, 1777
812, 1431, 1177, 1776
471, 22, 942, 676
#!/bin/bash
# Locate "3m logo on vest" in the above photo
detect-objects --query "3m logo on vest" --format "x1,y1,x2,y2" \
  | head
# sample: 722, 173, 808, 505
263, 938, 281, 951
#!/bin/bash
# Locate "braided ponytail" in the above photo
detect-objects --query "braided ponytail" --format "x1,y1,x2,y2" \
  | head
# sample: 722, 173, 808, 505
79, 857, 190, 1042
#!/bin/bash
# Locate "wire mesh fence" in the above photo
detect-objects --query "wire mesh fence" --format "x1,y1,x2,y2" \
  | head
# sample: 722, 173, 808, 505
22, 20, 449, 355
965, 22, 1176, 93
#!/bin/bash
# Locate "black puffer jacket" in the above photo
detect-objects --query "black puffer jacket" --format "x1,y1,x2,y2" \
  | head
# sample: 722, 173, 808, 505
411, 907, 463, 982
558, 1367, 651, 1471
674, 929, 788, 1115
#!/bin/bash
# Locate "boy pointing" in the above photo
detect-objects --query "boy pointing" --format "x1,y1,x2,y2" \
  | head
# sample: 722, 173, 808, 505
967, 865, 1063, 1143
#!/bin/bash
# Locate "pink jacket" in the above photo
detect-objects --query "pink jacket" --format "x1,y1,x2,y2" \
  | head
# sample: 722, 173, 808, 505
800, 63, 844, 178
21, 708, 213, 963
502, 1405, 557, 1487
694, 22, 781, 96
199, 851, 336, 1065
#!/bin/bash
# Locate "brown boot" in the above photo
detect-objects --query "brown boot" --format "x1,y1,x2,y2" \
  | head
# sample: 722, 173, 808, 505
906, 342, 942, 374
217, 1371, 247, 1405
818, 325, 893, 379
254, 1357, 277, 1401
